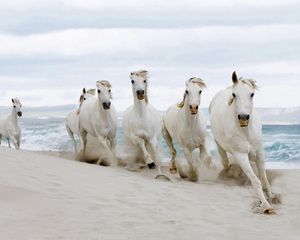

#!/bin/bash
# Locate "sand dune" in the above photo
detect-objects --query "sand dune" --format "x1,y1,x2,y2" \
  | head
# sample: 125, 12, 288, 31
0, 146, 299, 240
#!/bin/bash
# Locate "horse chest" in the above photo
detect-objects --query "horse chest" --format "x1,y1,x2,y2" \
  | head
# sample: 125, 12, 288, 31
179, 125, 203, 148
94, 118, 115, 137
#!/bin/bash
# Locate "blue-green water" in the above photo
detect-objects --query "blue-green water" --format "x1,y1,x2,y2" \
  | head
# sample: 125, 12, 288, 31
15, 116, 300, 166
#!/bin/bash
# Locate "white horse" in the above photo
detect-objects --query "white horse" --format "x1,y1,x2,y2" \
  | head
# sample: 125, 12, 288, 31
122, 70, 166, 178
65, 88, 95, 153
162, 77, 214, 182
79, 80, 117, 166
209, 71, 280, 214
0, 98, 22, 149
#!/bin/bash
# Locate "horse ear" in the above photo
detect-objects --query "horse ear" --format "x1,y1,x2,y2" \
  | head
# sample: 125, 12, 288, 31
12, 98, 14, 103
232, 71, 238, 84
83, 88, 86, 94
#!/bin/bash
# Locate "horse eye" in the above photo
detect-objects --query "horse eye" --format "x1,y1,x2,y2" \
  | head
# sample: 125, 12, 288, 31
131, 80, 134, 84
13, 106, 16, 108
98, 89, 100, 93
83, 98, 86, 100
232, 93, 236, 98
144, 80, 146, 83
199, 90, 202, 94
185, 90, 189, 94
109, 89, 111, 93
251, 93, 254, 98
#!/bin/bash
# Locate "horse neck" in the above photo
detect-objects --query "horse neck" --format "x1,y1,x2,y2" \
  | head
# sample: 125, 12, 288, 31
96, 101, 110, 121
9, 109, 18, 125
183, 104, 199, 126
133, 96, 147, 117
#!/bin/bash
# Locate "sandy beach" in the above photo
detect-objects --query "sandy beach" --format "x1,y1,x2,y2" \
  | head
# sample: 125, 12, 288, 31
0, 146, 299, 240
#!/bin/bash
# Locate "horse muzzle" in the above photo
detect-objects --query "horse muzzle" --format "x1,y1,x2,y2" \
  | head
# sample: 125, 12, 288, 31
136, 90, 145, 100
190, 105, 198, 115
238, 114, 250, 127
17, 112, 22, 117
102, 102, 111, 110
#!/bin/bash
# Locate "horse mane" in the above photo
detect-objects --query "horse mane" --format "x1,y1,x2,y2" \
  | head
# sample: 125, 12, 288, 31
133, 70, 149, 80
189, 77, 207, 89
239, 77, 258, 90
97, 80, 112, 89
177, 77, 206, 108
177, 93, 186, 108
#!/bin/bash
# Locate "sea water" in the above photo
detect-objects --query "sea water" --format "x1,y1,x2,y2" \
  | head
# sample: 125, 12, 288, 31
2, 106, 299, 169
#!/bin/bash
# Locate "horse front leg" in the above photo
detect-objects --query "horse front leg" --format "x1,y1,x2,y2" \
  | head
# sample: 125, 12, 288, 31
131, 135, 154, 168
96, 135, 114, 166
148, 138, 170, 180
162, 125, 177, 174
256, 146, 281, 204
232, 151, 274, 214
183, 147, 198, 182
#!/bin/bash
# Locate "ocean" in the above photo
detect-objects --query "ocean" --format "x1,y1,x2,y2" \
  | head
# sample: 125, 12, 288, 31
1, 106, 300, 169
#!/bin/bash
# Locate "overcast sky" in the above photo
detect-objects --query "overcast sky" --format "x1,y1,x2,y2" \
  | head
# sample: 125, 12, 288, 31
0, 0, 299, 110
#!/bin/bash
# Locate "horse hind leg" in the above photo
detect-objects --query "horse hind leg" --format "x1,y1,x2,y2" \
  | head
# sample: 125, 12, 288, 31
66, 125, 77, 153
199, 137, 214, 169
10, 136, 18, 150
79, 128, 88, 161
216, 141, 229, 170
162, 125, 177, 174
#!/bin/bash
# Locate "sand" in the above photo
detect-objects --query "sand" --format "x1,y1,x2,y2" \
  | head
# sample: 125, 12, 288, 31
0, 146, 299, 240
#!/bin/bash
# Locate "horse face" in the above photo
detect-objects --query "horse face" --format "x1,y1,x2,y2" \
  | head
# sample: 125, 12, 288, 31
232, 82, 255, 127
130, 72, 147, 101
185, 82, 202, 115
96, 85, 112, 110
12, 98, 22, 117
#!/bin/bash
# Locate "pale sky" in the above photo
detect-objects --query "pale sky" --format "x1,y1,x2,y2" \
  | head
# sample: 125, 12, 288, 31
0, 0, 300, 110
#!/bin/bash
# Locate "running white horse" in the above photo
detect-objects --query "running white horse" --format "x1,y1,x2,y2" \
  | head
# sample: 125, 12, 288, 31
209, 71, 280, 214
65, 88, 95, 153
0, 98, 22, 149
79, 81, 117, 166
162, 77, 214, 182
122, 70, 166, 178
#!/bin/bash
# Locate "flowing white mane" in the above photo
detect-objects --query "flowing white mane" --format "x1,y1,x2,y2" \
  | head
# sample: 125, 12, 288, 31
238, 77, 258, 90
97, 80, 112, 89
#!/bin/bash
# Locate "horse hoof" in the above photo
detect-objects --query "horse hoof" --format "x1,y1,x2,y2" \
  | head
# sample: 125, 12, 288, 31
169, 167, 177, 174
156, 174, 170, 181
264, 208, 276, 215
147, 162, 156, 169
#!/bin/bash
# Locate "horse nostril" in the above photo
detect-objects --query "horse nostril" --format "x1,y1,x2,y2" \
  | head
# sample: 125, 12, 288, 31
103, 102, 111, 109
137, 90, 145, 95
238, 114, 250, 121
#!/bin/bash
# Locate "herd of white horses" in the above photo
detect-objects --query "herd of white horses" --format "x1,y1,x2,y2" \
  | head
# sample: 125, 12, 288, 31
0, 70, 281, 214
